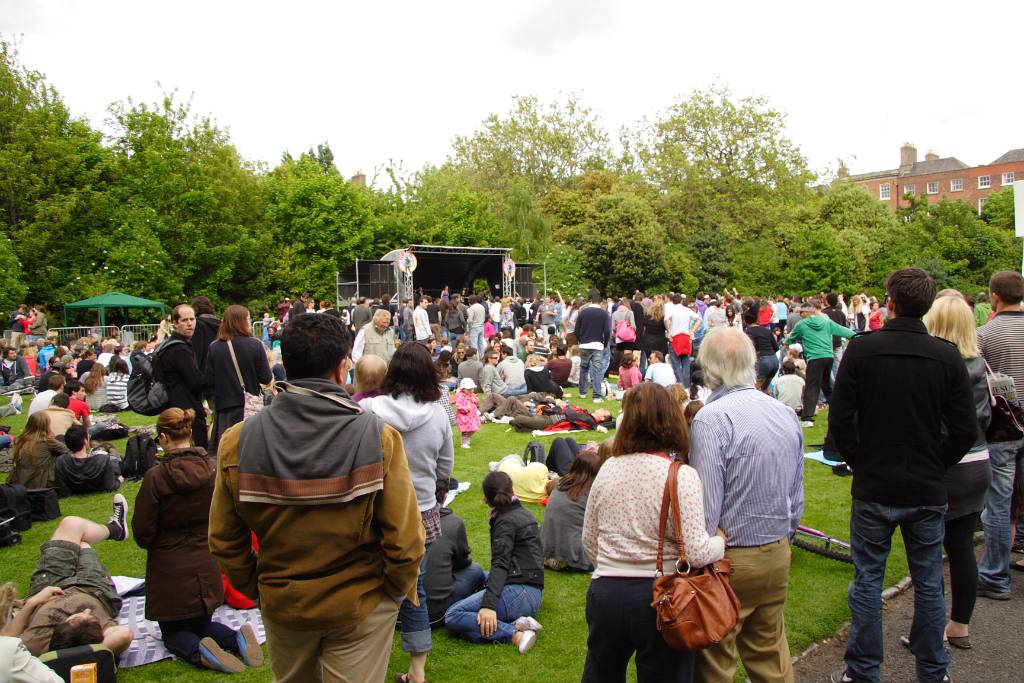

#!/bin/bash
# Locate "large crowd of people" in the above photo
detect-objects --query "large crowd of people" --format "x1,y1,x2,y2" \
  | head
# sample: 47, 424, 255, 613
2, 268, 1023, 683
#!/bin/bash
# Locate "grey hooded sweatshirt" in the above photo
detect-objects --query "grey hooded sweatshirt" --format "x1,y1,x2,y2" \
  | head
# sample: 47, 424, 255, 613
360, 393, 455, 511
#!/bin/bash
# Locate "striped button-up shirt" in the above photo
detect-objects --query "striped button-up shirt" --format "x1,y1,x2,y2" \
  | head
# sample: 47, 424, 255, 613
689, 385, 804, 547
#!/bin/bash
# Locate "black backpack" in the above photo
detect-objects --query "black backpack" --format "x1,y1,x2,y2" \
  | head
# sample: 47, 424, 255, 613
122, 434, 159, 481
523, 440, 546, 465
127, 339, 183, 416
0, 483, 32, 547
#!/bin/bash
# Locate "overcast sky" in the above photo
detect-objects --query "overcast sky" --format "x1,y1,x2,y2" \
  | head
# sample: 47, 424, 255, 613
3, 0, 1022, 184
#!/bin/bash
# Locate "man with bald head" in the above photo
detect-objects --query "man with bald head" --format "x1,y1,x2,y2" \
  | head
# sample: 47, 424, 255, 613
352, 309, 396, 364
689, 327, 804, 683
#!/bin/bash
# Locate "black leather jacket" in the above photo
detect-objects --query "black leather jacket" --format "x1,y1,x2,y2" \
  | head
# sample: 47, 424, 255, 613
482, 501, 544, 611
964, 356, 992, 451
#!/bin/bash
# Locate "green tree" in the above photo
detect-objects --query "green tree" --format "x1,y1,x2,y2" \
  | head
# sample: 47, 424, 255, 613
572, 191, 667, 295
535, 244, 590, 298
452, 95, 612, 196
0, 233, 27, 311
981, 187, 1015, 230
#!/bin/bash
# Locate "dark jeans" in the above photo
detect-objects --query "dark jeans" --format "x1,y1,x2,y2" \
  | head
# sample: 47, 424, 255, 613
548, 437, 581, 476
800, 357, 833, 420
668, 351, 691, 387
191, 411, 209, 450
845, 500, 948, 683
160, 615, 238, 667
944, 512, 980, 624
582, 577, 694, 683
755, 354, 779, 386
400, 541, 432, 653
430, 562, 486, 627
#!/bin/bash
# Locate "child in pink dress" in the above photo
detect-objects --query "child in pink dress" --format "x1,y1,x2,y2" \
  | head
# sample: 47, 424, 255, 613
455, 377, 482, 448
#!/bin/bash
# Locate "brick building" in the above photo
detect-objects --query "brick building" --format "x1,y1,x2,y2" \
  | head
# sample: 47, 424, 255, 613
847, 144, 1024, 214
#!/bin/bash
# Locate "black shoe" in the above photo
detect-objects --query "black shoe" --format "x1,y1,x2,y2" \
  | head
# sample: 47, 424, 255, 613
106, 493, 128, 541
977, 584, 1011, 600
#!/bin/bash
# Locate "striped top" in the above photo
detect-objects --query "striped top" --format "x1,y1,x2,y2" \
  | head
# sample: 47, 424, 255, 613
689, 385, 804, 547
978, 311, 1024, 389
105, 373, 130, 410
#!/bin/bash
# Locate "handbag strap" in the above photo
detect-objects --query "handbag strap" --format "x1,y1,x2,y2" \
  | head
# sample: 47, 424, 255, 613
655, 460, 688, 573
226, 340, 247, 394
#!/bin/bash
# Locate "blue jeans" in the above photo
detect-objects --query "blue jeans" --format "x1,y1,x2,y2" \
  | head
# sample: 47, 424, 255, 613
503, 384, 528, 397
978, 438, 1024, 593
668, 350, 691, 386
0, 435, 10, 449
469, 325, 486, 357
845, 500, 948, 683
400, 542, 432, 653
444, 584, 542, 644
578, 348, 605, 399
756, 355, 779, 384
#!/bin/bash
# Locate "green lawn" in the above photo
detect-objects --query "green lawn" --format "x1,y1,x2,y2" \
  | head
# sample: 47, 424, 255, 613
0, 393, 907, 682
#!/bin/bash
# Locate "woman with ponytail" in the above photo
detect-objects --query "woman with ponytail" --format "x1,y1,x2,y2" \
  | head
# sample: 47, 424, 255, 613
443, 471, 545, 654
131, 407, 262, 673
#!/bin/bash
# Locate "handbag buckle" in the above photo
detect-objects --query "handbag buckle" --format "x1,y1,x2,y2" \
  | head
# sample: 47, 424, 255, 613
675, 559, 691, 574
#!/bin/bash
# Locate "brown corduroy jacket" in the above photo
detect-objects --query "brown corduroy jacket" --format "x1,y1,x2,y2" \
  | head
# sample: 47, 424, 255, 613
209, 421, 425, 630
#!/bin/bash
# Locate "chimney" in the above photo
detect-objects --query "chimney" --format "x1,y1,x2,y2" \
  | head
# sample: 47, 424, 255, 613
925, 150, 939, 162
900, 143, 917, 169
350, 171, 366, 188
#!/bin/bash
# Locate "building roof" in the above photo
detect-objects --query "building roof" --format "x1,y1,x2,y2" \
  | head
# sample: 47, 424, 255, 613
901, 157, 969, 177
847, 168, 898, 182
990, 148, 1024, 165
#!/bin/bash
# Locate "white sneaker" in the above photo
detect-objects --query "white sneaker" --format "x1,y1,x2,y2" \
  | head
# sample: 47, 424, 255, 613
592, 397, 604, 403
516, 629, 537, 654
461, 443, 471, 449
800, 421, 814, 428
514, 616, 543, 632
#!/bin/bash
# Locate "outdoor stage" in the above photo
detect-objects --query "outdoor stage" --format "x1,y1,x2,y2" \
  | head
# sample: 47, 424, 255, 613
336, 245, 540, 303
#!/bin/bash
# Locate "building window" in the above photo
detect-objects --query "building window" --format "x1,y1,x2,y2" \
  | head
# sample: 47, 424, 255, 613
950, 178, 963, 192
879, 183, 891, 200
978, 175, 991, 189
1004, 171, 1016, 186
927, 181, 939, 194
978, 197, 988, 214
904, 184, 915, 197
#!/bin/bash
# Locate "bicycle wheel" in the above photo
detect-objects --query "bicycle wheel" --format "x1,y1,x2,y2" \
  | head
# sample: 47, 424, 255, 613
793, 530, 854, 564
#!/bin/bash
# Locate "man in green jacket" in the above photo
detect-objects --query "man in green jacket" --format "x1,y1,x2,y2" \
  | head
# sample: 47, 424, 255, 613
785, 300, 854, 424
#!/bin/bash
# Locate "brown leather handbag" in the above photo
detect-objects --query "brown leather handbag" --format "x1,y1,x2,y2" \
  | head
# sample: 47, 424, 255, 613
651, 460, 740, 651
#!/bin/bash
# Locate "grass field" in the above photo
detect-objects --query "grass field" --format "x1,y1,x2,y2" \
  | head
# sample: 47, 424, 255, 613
0, 392, 908, 682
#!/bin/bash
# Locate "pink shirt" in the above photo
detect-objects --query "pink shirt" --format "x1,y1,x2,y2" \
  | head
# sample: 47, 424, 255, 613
617, 366, 642, 390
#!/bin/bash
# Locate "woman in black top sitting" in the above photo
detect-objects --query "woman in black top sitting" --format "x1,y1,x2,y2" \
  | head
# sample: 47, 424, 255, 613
444, 471, 545, 654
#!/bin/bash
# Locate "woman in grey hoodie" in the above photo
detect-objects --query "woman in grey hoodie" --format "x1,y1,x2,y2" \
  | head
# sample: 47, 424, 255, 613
360, 343, 454, 683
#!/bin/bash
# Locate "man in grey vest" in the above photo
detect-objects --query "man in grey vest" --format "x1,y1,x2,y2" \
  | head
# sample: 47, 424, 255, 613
352, 309, 396, 364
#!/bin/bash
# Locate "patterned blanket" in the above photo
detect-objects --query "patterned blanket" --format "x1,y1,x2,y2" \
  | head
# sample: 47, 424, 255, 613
113, 586, 265, 669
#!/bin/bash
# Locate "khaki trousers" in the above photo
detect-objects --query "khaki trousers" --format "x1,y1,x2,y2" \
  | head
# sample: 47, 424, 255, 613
695, 539, 793, 683
263, 597, 400, 683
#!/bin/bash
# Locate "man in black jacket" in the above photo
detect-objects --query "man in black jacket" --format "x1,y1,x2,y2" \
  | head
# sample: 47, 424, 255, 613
155, 304, 208, 449
829, 269, 975, 683
424, 489, 484, 627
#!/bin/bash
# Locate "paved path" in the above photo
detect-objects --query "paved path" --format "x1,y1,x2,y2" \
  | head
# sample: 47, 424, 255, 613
794, 556, 1024, 682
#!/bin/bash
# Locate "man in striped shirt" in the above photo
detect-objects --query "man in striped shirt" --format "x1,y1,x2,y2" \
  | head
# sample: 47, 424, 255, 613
977, 270, 1024, 599
689, 327, 804, 683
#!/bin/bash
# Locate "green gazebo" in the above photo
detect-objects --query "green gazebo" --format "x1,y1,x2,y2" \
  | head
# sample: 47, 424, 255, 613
63, 291, 166, 326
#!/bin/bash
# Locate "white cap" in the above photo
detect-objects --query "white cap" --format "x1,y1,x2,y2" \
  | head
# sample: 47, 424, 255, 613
789, 343, 803, 353
459, 378, 477, 390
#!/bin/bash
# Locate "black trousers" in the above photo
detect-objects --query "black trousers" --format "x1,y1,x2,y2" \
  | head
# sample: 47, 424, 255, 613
160, 615, 237, 667
944, 512, 981, 624
547, 437, 581, 476
801, 357, 833, 420
581, 577, 694, 683
191, 411, 209, 450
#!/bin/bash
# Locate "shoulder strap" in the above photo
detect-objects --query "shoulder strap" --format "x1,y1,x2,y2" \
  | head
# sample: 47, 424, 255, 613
226, 340, 247, 393
656, 460, 686, 573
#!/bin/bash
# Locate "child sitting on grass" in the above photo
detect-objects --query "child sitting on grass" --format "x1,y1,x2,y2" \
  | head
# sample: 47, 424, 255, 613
616, 351, 642, 393
350, 355, 387, 402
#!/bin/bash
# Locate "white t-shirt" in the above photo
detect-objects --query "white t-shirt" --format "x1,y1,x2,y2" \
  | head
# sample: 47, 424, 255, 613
665, 303, 699, 337
644, 363, 677, 387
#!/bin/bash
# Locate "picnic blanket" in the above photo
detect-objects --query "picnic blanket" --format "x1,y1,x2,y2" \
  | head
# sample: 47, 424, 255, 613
803, 450, 842, 467
112, 577, 266, 669
444, 481, 471, 508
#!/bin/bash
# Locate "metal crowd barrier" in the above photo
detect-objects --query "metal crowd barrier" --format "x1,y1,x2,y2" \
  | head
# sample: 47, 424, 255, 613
118, 324, 161, 347
46, 326, 123, 347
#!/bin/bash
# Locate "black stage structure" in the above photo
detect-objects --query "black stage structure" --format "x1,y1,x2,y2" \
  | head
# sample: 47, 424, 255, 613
337, 245, 541, 304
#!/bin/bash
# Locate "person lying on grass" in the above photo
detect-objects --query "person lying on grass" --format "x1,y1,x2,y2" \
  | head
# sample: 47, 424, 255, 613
5, 496, 133, 657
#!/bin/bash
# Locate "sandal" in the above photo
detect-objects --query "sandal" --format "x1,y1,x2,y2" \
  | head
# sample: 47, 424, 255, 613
394, 675, 427, 683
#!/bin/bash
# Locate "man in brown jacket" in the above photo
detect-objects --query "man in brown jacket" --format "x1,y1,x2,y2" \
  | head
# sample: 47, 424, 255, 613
209, 313, 425, 683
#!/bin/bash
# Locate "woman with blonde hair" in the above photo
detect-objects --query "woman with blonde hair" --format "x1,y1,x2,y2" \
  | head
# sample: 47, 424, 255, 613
920, 292, 992, 649
639, 298, 667, 376
8, 412, 67, 489
132, 407, 261, 672
82, 363, 109, 412
499, 297, 515, 334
